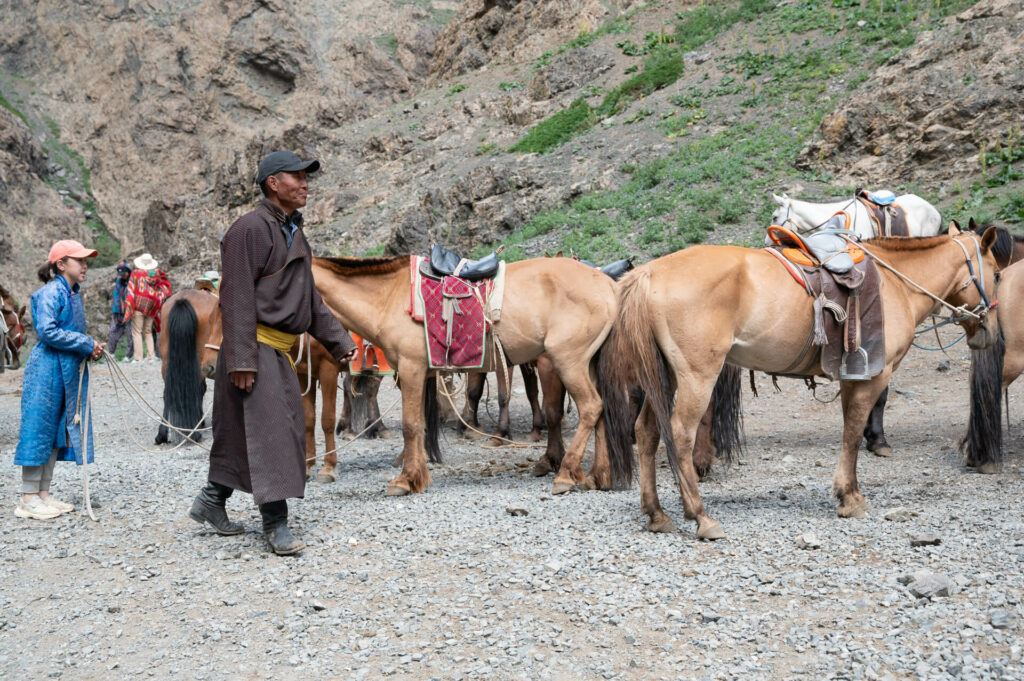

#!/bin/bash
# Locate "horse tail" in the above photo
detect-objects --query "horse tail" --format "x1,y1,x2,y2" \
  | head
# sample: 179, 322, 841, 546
598, 269, 677, 487
710, 364, 744, 465
160, 299, 204, 445
348, 374, 370, 435
962, 327, 1005, 468
424, 375, 442, 464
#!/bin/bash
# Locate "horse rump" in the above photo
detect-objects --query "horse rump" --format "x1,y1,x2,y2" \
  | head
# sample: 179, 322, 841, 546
961, 328, 1005, 469
157, 299, 205, 445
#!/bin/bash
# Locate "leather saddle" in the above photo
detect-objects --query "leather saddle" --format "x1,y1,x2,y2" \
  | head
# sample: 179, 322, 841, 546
856, 188, 908, 237
765, 222, 884, 382
568, 256, 636, 280
766, 217, 864, 275
422, 244, 500, 281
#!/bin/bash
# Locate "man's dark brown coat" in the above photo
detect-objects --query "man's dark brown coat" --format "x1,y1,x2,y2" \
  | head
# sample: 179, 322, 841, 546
208, 199, 357, 504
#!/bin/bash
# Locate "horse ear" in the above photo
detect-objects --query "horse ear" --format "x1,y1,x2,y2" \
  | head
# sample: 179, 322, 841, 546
772, 193, 786, 206
18, 305, 26, 318
948, 220, 961, 236
968, 217, 979, 231
981, 226, 998, 253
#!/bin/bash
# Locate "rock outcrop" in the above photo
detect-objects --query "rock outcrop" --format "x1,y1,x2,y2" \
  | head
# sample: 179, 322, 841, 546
797, 0, 1024, 187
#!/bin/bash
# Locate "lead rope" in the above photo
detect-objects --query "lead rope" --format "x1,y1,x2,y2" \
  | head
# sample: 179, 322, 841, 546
72, 360, 97, 521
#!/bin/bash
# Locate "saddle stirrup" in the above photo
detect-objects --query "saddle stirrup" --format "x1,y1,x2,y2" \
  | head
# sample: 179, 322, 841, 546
840, 347, 871, 381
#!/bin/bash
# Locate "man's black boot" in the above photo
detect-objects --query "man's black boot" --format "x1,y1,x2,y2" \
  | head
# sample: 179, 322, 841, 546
260, 500, 303, 555
264, 523, 304, 555
189, 482, 244, 535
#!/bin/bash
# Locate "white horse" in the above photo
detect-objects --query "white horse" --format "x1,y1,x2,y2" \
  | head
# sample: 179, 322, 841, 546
771, 192, 942, 239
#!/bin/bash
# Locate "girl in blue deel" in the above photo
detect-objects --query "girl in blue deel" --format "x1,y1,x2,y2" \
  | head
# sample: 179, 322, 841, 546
14, 240, 106, 520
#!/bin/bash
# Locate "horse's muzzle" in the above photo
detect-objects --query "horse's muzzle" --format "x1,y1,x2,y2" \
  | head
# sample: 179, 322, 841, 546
967, 325, 995, 350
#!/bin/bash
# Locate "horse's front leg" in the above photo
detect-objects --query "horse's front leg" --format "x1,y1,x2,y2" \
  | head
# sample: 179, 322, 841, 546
317, 365, 339, 483
835, 371, 891, 518
521, 362, 545, 442
302, 382, 318, 480
458, 372, 485, 439
863, 386, 892, 457
386, 365, 431, 495
636, 400, 673, 532
492, 362, 511, 445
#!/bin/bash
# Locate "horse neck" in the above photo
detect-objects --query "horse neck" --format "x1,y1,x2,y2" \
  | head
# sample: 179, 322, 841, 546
872, 239, 968, 322
794, 200, 845, 231
312, 263, 406, 340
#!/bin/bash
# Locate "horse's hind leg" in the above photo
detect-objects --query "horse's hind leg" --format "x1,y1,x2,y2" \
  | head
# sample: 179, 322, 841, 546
550, 360, 603, 495
338, 373, 353, 437
692, 401, 716, 480
532, 355, 565, 477
522, 362, 544, 442
317, 365, 339, 483
863, 386, 892, 457
835, 372, 890, 518
636, 400, 673, 533
667, 374, 724, 540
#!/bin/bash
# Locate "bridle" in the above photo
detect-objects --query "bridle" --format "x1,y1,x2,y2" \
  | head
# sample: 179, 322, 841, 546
778, 197, 859, 234
0, 294, 23, 351
950, 232, 997, 321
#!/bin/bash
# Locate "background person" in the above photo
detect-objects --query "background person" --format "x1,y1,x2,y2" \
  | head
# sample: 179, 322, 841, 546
107, 262, 134, 361
122, 253, 162, 362
14, 240, 105, 520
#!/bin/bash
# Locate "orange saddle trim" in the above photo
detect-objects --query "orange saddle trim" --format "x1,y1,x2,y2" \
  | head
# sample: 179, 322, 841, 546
766, 221, 864, 268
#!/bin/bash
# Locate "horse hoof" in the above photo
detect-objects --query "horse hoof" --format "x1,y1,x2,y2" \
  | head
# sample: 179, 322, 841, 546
315, 472, 336, 484
527, 430, 544, 443
977, 462, 1000, 475
384, 485, 410, 497
871, 445, 893, 458
837, 505, 867, 519
647, 517, 676, 534
463, 429, 484, 441
696, 519, 725, 540
531, 460, 554, 477
489, 436, 506, 446
378, 429, 394, 440
551, 481, 574, 496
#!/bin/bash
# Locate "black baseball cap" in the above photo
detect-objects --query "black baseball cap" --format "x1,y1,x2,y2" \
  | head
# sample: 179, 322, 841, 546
256, 150, 320, 184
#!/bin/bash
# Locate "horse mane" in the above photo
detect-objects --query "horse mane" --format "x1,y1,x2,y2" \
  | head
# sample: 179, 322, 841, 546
861, 234, 951, 251
314, 255, 409, 276
970, 223, 1020, 264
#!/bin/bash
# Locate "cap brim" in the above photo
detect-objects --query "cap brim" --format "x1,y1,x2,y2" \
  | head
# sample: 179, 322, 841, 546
73, 248, 99, 258
281, 159, 320, 174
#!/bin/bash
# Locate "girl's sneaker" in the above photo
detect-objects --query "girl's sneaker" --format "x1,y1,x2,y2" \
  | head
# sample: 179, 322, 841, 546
41, 496, 74, 513
15, 497, 61, 520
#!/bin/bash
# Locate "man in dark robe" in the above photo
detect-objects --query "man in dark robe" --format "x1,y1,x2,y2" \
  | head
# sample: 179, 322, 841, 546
189, 150, 358, 555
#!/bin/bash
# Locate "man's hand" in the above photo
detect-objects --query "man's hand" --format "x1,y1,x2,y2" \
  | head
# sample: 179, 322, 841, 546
90, 341, 106, 361
339, 348, 358, 363
230, 371, 256, 393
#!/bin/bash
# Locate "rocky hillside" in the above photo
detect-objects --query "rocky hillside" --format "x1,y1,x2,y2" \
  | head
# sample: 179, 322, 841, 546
1, 0, 1022, 324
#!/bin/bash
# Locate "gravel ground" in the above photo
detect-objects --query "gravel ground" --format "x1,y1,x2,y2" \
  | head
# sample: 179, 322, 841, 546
1, 326, 1022, 681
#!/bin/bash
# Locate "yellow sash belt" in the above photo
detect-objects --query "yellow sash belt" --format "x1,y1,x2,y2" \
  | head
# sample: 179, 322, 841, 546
256, 323, 297, 370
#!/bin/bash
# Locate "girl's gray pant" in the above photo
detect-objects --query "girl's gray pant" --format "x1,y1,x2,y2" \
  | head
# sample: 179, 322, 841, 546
22, 449, 57, 494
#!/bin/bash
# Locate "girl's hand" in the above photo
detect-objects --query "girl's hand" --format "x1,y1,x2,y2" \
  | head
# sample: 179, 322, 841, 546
91, 341, 106, 361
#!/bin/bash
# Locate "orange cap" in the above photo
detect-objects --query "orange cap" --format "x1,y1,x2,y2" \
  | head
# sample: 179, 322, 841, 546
48, 240, 99, 263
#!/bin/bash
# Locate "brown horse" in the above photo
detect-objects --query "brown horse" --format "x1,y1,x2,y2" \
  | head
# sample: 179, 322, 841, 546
599, 226, 999, 539
963, 256, 1024, 472
290, 335, 387, 482
0, 286, 26, 372
156, 289, 221, 444
311, 255, 622, 496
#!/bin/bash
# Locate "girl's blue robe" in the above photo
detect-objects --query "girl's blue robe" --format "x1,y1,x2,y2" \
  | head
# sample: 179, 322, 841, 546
14, 275, 96, 466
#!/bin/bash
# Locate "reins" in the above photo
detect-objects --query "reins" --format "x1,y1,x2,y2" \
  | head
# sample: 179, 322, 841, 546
850, 233, 996, 324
